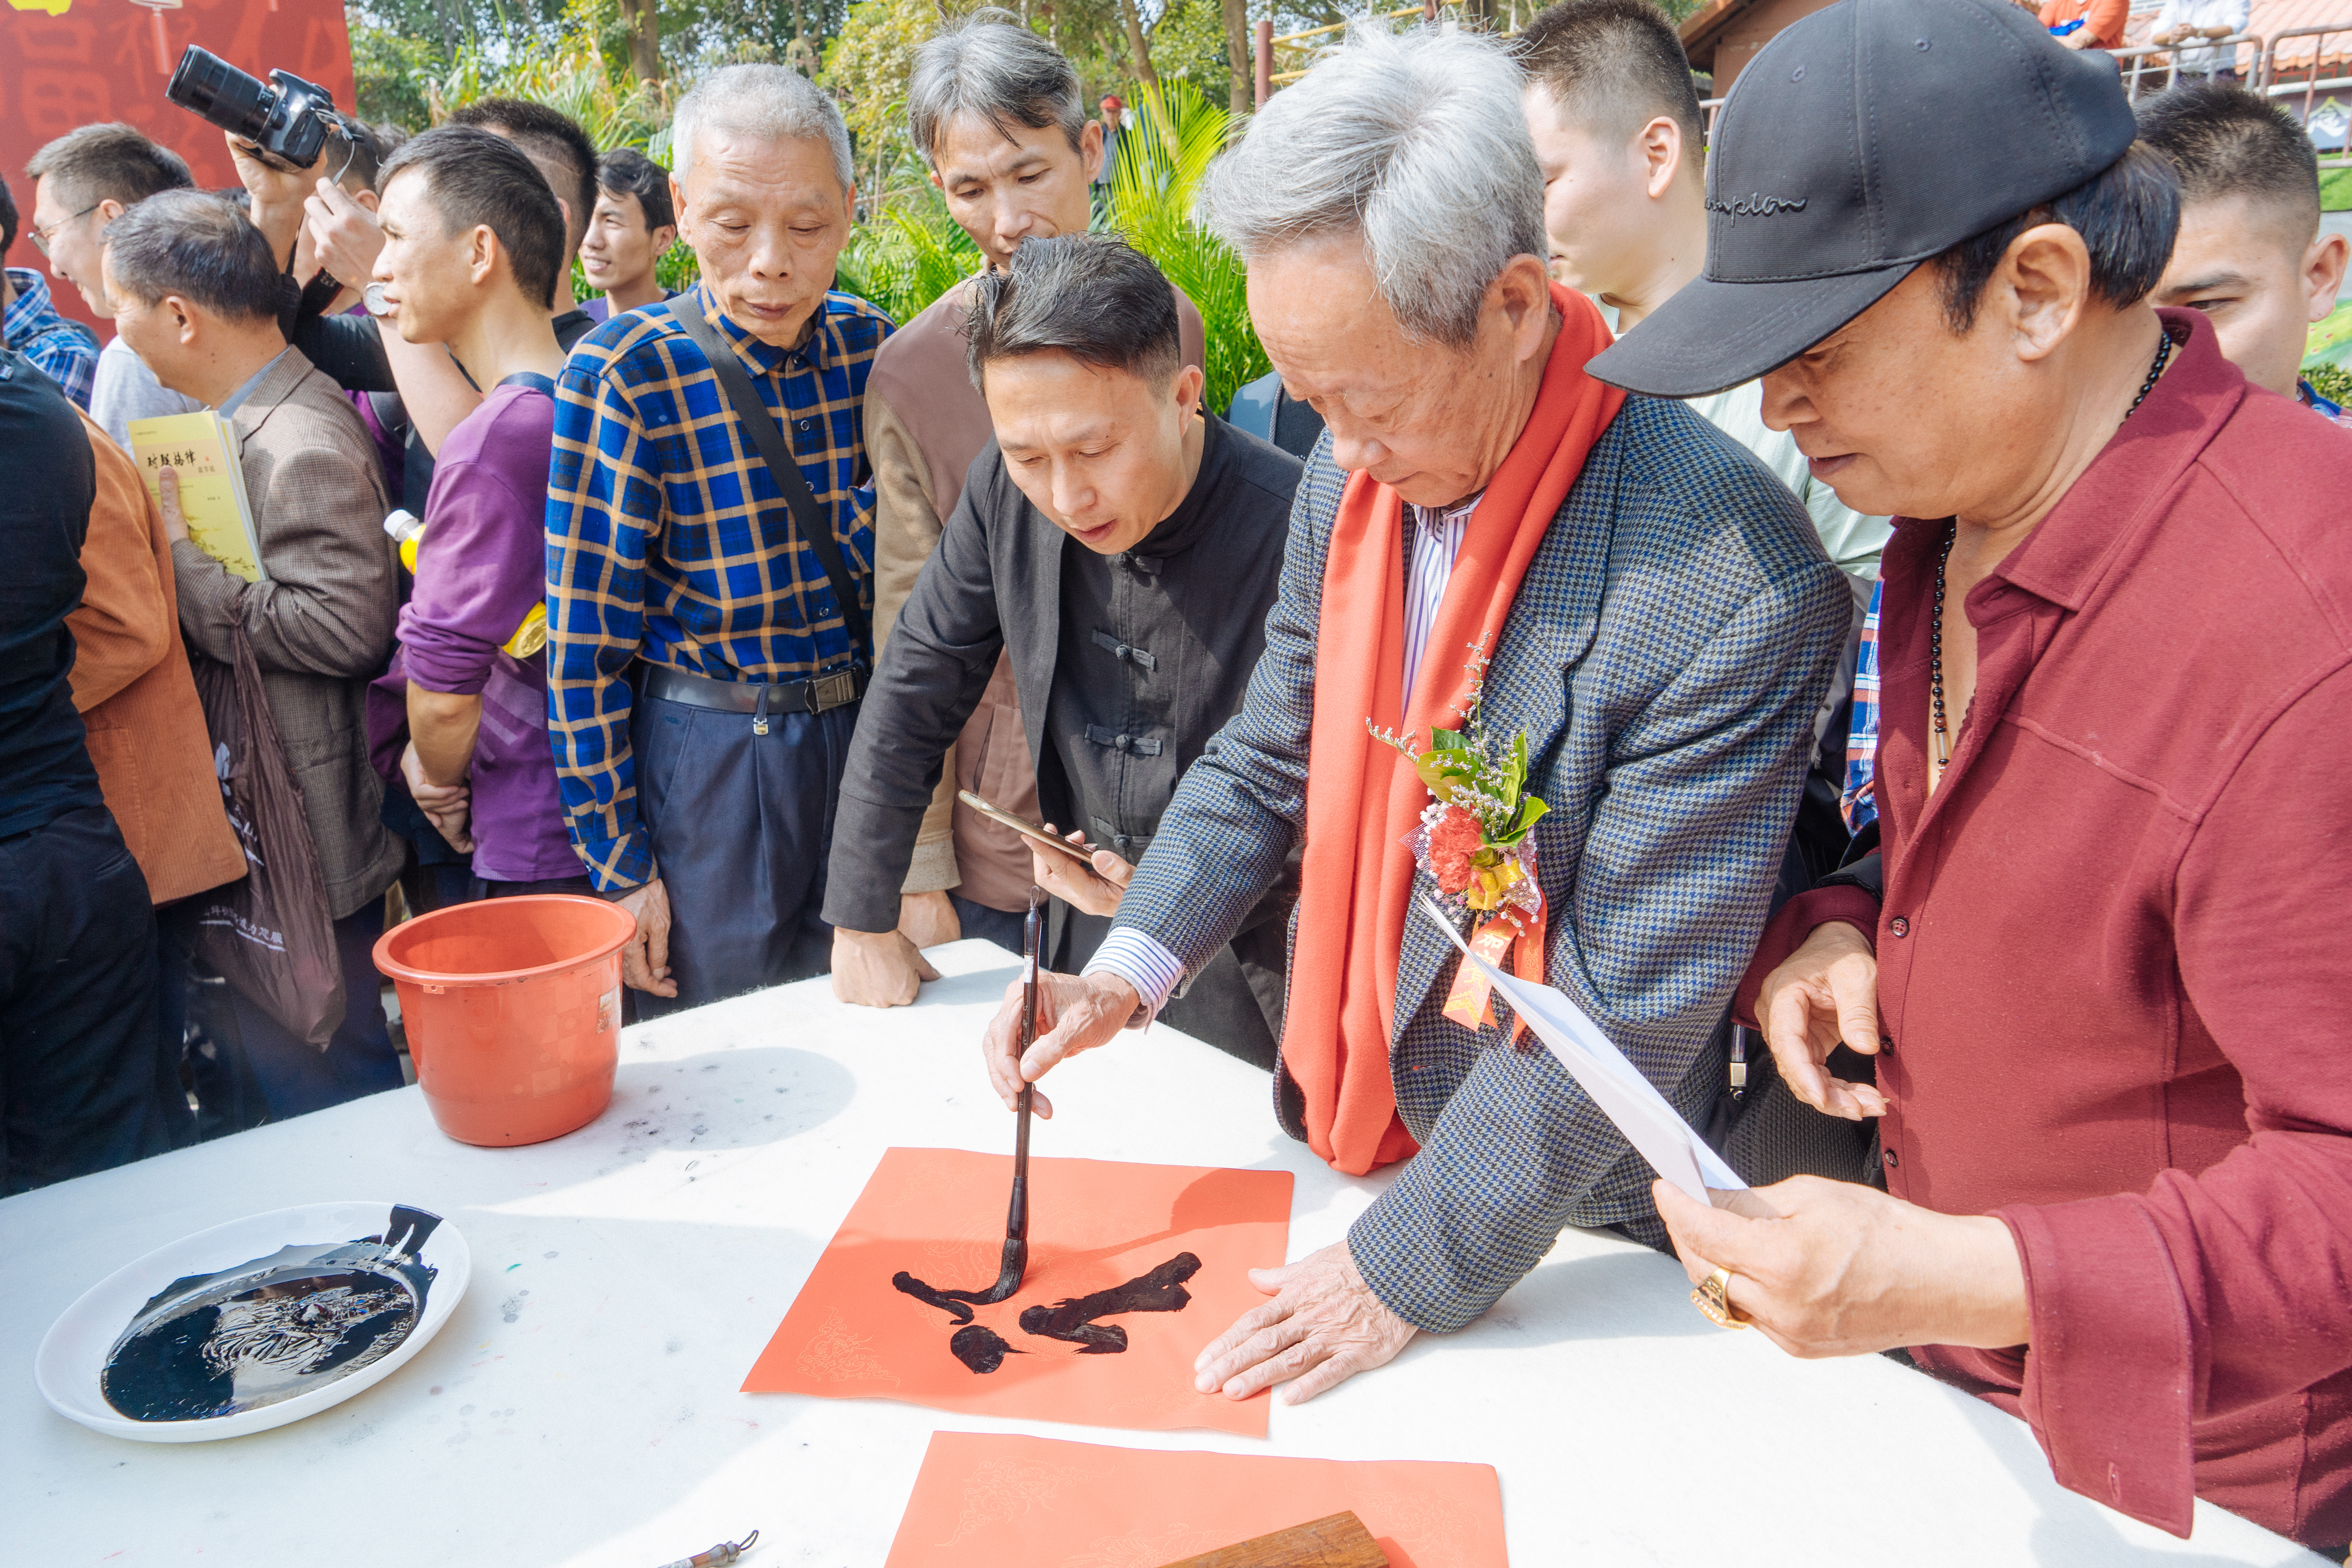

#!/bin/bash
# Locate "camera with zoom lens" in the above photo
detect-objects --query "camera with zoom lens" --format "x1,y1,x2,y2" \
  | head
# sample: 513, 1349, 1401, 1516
166, 46, 349, 171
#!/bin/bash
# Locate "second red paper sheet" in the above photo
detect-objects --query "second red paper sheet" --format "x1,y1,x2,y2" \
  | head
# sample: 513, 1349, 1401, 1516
743, 1148, 1294, 1436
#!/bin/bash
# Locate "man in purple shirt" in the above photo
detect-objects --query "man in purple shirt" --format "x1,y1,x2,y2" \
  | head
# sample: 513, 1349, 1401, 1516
370, 126, 586, 897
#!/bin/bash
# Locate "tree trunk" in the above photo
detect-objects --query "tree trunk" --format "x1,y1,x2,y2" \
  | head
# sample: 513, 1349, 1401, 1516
1118, 0, 1160, 92
1220, 0, 1250, 117
620, 0, 662, 83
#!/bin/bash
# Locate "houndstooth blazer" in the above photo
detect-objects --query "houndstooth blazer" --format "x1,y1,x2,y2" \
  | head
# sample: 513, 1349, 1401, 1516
1111, 392, 1854, 1334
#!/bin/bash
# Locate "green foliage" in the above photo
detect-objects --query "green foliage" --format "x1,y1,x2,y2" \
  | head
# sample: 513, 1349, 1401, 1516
1102, 80, 1267, 416
2303, 362, 2352, 407
352, 24, 442, 129
833, 183, 980, 324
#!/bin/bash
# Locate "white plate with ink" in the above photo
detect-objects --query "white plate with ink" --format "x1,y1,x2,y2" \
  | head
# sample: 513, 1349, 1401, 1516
35, 1201, 470, 1443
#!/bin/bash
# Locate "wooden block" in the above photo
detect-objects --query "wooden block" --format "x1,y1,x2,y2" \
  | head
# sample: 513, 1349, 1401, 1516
1152, 1510, 1389, 1568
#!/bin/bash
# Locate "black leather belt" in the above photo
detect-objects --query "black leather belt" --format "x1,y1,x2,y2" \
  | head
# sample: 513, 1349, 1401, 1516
639, 661, 865, 726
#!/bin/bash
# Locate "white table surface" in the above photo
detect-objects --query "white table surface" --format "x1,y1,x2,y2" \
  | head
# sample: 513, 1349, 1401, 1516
0, 939, 2325, 1567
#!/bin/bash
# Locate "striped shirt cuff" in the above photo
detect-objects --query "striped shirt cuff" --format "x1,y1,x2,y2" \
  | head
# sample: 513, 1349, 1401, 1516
1082, 928, 1185, 1027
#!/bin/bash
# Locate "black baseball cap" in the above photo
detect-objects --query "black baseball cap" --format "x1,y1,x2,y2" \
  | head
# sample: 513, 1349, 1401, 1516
1588, 0, 2139, 399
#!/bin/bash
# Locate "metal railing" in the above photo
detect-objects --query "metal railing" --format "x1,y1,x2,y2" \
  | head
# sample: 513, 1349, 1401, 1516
2105, 32, 2265, 100
2264, 25, 2352, 168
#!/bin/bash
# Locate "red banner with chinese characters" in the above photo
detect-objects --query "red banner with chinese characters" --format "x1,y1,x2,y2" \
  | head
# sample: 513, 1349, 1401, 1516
2, 0, 354, 331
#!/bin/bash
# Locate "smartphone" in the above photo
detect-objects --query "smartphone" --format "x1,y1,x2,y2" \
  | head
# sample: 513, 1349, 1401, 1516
957, 790, 1098, 866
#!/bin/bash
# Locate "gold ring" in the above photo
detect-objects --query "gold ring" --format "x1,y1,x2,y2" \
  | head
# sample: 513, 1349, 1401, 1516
1691, 1266, 1751, 1330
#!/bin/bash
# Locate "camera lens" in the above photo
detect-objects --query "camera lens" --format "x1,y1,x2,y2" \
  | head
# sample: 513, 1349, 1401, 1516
165, 47, 278, 145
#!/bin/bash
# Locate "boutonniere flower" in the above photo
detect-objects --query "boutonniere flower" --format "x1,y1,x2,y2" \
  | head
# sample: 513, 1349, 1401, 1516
1370, 642, 1550, 1038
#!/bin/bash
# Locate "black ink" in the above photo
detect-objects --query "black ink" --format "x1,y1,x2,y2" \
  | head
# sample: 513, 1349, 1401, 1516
100, 1204, 441, 1423
1017, 1252, 1201, 1355
949, 1324, 1023, 1373
891, 1271, 974, 1325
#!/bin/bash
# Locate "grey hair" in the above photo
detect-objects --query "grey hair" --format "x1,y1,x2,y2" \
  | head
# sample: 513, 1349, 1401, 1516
1196, 22, 1547, 348
672, 64, 853, 192
907, 9, 1086, 170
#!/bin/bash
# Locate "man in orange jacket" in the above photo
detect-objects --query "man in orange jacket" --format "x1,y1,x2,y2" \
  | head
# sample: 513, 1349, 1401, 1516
2040, 0, 2128, 49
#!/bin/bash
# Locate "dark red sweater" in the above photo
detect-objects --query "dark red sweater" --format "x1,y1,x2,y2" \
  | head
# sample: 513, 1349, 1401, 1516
1738, 312, 2352, 1546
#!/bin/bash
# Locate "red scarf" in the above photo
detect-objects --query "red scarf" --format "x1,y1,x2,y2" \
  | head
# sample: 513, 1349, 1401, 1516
1281, 283, 1626, 1175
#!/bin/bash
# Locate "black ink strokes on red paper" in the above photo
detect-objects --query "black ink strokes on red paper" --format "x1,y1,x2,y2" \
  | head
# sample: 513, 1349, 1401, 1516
1019, 1253, 1201, 1354
948, 1324, 1022, 1373
892, 1252, 1204, 1374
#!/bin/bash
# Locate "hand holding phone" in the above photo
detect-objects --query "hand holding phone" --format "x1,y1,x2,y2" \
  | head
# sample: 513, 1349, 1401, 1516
958, 791, 1097, 865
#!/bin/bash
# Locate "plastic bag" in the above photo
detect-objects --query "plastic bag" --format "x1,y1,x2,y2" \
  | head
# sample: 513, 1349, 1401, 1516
187, 625, 345, 1047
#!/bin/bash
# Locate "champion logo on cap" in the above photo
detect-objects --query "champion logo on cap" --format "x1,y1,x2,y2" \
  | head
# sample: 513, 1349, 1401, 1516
1705, 192, 1811, 225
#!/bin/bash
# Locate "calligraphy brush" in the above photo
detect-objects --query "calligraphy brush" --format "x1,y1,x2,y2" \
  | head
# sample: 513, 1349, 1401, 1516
951, 886, 1042, 1307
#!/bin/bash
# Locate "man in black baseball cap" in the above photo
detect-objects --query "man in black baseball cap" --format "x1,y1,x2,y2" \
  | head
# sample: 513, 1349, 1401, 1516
1619, 0, 2352, 1554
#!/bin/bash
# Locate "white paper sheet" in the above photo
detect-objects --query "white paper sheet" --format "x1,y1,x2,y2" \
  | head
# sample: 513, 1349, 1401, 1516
1420, 897, 1746, 1205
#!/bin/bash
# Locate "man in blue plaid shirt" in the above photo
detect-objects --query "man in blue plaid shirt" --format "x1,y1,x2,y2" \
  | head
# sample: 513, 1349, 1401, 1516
546, 65, 892, 1014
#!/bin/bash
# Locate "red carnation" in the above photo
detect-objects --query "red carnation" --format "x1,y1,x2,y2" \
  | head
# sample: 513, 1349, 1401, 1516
1427, 806, 1483, 895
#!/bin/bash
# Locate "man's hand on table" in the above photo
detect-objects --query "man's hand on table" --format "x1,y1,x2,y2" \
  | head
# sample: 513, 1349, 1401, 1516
1192, 1241, 1418, 1406
1654, 1176, 2030, 1358
980, 969, 1142, 1119
831, 924, 940, 1008
609, 877, 678, 997
1029, 825, 1132, 918
1757, 920, 1887, 1120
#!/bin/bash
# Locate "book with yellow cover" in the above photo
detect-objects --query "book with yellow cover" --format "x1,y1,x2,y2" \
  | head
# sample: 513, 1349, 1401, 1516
126, 411, 267, 584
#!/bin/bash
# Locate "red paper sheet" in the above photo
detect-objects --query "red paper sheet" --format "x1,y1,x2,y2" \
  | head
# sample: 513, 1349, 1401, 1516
883, 1432, 1509, 1568
743, 1149, 1294, 1436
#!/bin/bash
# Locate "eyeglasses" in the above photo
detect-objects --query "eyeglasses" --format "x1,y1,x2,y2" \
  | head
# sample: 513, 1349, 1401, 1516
29, 203, 98, 257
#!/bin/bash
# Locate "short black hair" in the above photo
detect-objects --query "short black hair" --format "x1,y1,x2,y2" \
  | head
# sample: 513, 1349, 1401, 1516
1515, 0, 1705, 158
25, 122, 195, 211
964, 232, 1180, 392
2136, 82, 2321, 237
379, 125, 566, 310
104, 189, 284, 324
1935, 142, 2181, 333
597, 147, 675, 232
448, 98, 598, 258
0, 172, 16, 260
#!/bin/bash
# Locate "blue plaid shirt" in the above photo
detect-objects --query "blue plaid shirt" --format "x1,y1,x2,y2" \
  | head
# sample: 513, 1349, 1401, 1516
1841, 577, 1883, 832
545, 284, 893, 890
4, 268, 96, 410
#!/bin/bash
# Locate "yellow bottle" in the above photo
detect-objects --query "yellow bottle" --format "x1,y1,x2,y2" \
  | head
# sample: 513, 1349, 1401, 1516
383, 509, 549, 659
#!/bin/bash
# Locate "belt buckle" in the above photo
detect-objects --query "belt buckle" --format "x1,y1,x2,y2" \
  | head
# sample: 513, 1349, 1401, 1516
809, 668, 858, 712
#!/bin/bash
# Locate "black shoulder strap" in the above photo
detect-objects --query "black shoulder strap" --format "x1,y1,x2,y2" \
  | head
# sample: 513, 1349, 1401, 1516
497, 370, 558, 398
664, 298, 870, 660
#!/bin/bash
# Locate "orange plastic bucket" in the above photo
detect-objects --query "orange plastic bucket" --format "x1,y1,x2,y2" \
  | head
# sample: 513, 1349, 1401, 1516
372, 895, 637, 1147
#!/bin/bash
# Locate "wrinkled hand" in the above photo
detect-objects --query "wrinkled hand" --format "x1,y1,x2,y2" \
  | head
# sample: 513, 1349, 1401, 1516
1193, 1242, 1418, 1406
398, 742, 473, 853
1654, 1176, 2029, 1359
611, 877, 678, 998
980, 968, 1141, 1117
896, 889, 962, 949
1756, 920, 1886, 1119
156, 466, 190, 546
830, 926, 938, 1008
1029, 824, 1132, 918
305, 179, 385, 289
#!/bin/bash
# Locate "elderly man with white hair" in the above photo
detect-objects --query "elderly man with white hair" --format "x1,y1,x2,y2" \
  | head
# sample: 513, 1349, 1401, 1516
979, 24, 1853, 1403
546, 65, 893, 1014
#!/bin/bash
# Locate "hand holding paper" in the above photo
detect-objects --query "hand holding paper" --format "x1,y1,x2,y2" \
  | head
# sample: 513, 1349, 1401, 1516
1420, 895, 1750, 1208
